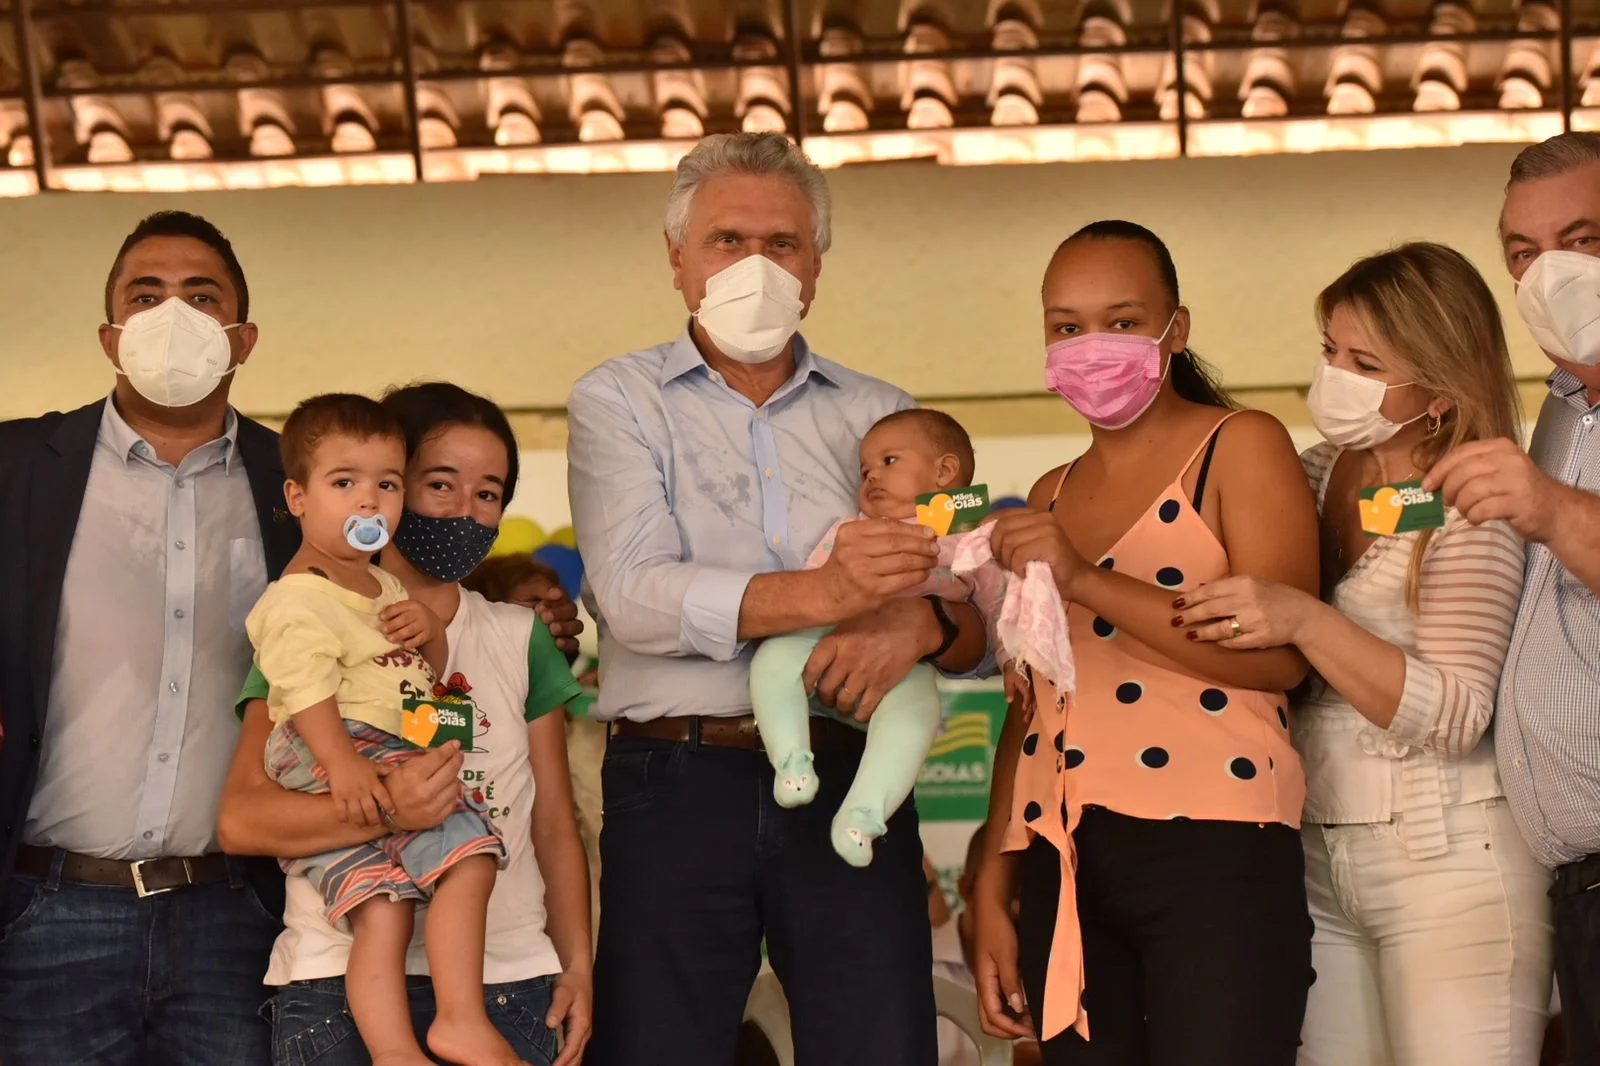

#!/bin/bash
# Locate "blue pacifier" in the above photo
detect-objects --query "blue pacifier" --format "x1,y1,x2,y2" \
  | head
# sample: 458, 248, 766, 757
343, 513, 390, 552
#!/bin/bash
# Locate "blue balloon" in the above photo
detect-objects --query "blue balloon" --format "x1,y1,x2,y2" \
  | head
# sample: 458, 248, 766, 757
533, 543, 585, 600
991, 496, 1028, 511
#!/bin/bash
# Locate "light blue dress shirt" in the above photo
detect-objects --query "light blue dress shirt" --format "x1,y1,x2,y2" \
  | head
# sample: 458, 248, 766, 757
1497, 369, 1600, 867
567, 327, 919, 721
25, 397, 268, 859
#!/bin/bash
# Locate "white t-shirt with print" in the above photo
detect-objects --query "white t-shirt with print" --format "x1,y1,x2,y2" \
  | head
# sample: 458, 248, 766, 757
265, 589, 572, 985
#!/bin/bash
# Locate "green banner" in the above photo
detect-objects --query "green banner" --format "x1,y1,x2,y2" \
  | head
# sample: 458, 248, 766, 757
914, 682, 1008, 823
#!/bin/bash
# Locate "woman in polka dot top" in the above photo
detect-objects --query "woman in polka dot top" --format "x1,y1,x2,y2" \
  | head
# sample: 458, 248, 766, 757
970, 220, 1322, 1066
1175, 244, 1554, 1066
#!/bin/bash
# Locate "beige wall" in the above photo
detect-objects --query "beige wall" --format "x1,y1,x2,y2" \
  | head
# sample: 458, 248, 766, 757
0, 141, 1549, 430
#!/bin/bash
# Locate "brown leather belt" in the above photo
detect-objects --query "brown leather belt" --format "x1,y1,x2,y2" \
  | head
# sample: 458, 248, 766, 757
15, 845, 233, 898
609, 713, 865, 753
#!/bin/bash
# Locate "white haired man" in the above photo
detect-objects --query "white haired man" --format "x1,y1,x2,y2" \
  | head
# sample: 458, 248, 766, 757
1427, 130, 1600, 1063
567, 132, 991, 1066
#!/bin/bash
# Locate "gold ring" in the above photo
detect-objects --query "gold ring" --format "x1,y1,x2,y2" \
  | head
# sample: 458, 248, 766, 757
1229, 617, 1243, 638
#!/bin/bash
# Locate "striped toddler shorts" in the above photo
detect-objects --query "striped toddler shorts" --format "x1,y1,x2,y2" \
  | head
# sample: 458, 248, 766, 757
265, 717, 506, 922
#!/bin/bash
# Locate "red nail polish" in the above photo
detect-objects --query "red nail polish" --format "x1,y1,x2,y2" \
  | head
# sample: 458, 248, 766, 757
1185, 630, 1198, 641
1170, 616, 1184, 627
1172, 598, 1186, 609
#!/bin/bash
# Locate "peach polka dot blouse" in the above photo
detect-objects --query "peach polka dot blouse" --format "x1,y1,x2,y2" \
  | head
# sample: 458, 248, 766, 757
1003, 413, 1307, 1042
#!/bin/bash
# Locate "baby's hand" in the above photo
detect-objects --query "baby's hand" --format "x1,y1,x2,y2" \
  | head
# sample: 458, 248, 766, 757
381, 599, 443, 651
324, 754, 395, 828
1003, 661, 1036, 723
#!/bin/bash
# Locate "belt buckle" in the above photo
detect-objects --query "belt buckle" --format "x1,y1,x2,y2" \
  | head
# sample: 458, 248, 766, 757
131, 857, 190, 898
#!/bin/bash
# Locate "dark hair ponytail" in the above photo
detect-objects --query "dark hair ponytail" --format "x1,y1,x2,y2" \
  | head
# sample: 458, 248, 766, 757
1060, 219, 1235, 410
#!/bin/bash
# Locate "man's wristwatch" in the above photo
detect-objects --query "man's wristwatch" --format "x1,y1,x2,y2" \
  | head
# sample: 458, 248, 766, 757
921, 595, 960, 664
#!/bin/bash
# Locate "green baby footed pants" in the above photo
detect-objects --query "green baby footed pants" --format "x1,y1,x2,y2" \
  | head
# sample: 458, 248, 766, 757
749, 627, 942, 867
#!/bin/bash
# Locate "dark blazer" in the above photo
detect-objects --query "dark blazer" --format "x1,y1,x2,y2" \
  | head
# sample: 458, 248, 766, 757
0, 399, 299, 897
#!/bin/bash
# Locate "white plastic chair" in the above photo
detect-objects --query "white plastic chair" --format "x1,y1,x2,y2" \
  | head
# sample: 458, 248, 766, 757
933, 973, 1014, 1066
741, 971, 1013, 1066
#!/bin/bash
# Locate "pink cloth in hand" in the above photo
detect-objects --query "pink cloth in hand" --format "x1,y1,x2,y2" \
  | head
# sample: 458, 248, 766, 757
950, 525, 1076, 695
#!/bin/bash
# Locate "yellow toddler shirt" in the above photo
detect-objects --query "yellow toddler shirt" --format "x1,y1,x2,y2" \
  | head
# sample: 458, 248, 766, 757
246, 566, 437, 736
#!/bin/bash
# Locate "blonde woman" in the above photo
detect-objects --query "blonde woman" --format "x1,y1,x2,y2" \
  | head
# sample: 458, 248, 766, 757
1175, 243, 1554, 1065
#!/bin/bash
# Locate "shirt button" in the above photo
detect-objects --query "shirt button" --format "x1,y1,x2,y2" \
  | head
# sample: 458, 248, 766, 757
1515, 757, 1524, 768
168, 681, 180, 694
175, 477, 186, 488
771, 535, 782, 545
143, 830, 154, 840
175, 540, 186, 550
763, 469, 774, 478
173, 609, 185, 619
1585, 415, 1595, 427
158, 753, 170, 763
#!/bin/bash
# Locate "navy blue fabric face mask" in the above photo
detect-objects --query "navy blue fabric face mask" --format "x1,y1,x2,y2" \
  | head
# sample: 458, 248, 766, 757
392, 510, 498, 583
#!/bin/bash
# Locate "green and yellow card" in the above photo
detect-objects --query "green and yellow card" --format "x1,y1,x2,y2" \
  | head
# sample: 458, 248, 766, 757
400, 697, 474, 749
1359, 480, 1445, 538
916, 484, 991, 536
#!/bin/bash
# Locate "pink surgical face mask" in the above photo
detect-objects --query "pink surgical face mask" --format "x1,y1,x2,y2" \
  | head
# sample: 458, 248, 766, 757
1044, 313, 1177, 429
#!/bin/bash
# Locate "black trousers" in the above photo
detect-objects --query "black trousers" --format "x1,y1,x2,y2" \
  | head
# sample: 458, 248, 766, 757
587, 732, 938, 1066
1017, 808, 1313, 1066
1553, 854, 1600, 1065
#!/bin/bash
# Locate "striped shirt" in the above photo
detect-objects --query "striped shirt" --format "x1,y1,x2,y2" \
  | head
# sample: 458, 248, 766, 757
1498, 370, 1600, 868
1296, 444, 1524, 858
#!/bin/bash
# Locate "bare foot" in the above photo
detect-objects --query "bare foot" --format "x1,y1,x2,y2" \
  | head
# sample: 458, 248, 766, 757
428, 1013, 529, 1066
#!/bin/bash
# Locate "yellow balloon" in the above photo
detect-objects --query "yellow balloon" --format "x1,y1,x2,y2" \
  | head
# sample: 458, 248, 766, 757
490, 516, 542, 557
547, 525, 578, 549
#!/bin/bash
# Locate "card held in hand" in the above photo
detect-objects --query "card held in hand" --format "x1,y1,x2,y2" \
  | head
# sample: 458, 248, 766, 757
915, 484, 991, 536
1358, 480, 1446, 538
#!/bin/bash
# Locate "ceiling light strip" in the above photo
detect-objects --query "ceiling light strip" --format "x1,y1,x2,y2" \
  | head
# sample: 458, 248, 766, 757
4, 109, 1575, 199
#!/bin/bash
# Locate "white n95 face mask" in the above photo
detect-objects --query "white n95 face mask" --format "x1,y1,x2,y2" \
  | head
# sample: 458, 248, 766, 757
1516, 250, 1600, 367
113, 298, 241, 408
693, 255, 804, 364
1306, 359, 1423, 450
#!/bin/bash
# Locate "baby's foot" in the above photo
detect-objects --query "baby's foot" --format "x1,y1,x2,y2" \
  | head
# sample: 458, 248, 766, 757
831, 806, 888, 868
773, 750, 819, 808
427, 1012, 529, 1066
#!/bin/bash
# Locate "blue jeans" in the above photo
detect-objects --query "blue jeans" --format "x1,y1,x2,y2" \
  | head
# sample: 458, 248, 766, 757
267, 974, 560, 1066
0, 865, 282, 1065
590, 735, 937, 1066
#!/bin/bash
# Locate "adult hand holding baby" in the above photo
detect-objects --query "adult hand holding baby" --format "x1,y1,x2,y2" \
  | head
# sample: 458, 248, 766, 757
803, 597, 944, 722
381, 741, 466, 832
816, 517, 939, 619
801, 519, 940, 721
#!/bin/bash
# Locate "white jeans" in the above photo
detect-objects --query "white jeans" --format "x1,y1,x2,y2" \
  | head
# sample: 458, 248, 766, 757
1298, 798, 1554, 1066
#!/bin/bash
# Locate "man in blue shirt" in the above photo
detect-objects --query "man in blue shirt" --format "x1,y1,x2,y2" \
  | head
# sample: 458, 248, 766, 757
0, 212, 293, 1065
1430, 131, 1600, 1064
568, 131, 990, 1066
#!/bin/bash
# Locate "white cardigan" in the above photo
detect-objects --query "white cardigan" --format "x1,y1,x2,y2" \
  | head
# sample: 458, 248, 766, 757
1293, 443, 1526, 860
